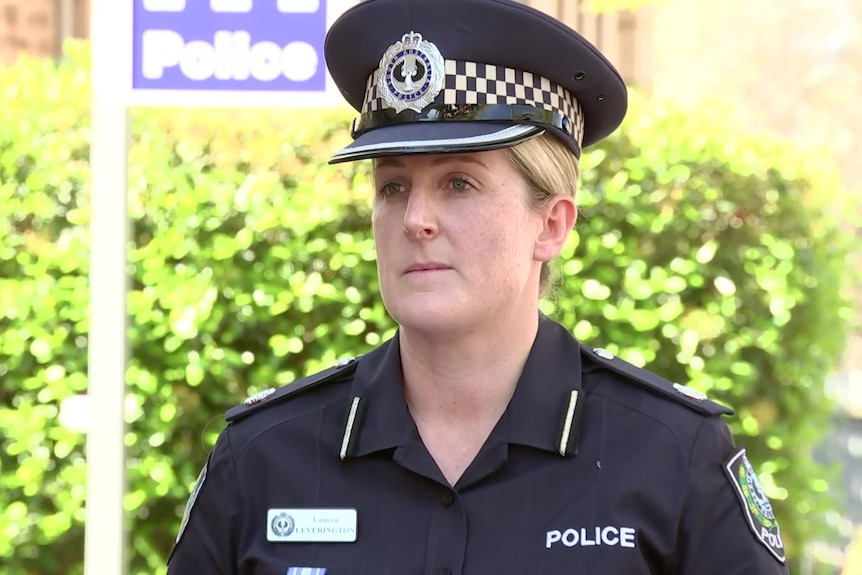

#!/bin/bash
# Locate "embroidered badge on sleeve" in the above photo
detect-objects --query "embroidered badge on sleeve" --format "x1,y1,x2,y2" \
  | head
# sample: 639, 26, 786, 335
723, 448, 786, 564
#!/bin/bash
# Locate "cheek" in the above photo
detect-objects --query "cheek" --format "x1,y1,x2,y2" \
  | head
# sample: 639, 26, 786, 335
371, 208, 399, 266
486, 212, 542, 280
372, 200, 404, 229
464, 211, 524, 270
372, 205, 391, 238
482, 206, 536, 252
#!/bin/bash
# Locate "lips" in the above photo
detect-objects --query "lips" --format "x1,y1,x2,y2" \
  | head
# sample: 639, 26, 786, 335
404, 262, 451, 274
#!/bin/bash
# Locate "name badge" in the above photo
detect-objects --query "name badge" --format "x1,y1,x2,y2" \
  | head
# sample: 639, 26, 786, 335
267, 508, 357, 543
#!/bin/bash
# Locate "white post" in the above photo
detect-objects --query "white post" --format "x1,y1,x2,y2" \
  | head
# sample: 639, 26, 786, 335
84, 0, 130, 573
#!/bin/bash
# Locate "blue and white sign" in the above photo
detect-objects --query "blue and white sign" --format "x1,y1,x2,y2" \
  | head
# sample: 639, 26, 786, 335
129, 0, 354, 107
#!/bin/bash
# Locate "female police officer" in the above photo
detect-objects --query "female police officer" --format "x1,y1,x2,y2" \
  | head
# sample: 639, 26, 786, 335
167, 0, 790, 573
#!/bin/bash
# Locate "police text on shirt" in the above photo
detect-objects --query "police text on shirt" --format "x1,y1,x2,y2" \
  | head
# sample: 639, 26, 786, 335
546, 526, 637, 549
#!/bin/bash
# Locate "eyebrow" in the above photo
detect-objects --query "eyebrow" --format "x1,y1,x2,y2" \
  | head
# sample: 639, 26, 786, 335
374, 154, 489, 170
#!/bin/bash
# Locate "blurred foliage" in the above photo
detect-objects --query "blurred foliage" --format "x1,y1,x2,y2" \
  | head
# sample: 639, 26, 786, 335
843, 527, 862, 574
0, 40, 857, 574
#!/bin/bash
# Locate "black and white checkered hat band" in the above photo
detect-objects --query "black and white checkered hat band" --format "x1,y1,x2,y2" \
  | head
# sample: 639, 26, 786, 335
361, 60, 585, 147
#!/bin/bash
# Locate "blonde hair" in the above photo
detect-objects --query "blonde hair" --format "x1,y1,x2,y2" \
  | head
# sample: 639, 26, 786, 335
503, 132, 581, 295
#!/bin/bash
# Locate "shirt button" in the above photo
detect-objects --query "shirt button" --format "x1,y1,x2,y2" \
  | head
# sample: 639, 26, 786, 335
441, 490, 455, 507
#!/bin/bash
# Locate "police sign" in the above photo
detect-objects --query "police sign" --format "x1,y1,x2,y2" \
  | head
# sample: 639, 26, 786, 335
130, 0, 353, 107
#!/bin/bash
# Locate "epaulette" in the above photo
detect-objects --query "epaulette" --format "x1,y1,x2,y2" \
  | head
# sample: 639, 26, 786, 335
225, 357, 360, 423
581, 344, 735, 417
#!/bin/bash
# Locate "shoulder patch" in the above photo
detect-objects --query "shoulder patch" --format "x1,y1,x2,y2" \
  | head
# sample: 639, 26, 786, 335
724, 448, 786, 564
225, 357, 360, 423
581, 344, 734, 416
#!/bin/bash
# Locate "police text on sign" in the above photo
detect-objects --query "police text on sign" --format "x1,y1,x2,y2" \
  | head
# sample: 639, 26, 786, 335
132, 0, 329, 92
141, 31, 318, 82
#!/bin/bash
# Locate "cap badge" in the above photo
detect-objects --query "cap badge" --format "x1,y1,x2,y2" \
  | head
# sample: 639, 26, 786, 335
377, 31, 444, 113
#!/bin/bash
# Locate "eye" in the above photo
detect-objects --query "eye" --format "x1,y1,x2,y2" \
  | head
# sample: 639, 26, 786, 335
450, 176, 474, 192
378, 181, 406, 197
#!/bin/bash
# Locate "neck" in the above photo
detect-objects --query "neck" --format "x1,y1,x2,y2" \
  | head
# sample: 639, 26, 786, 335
399, 308, 540, 426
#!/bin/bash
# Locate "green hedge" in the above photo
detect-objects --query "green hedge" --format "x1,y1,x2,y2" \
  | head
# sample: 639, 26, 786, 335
0, 41, 856, 574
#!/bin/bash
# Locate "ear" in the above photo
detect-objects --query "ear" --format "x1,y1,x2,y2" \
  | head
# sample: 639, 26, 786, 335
533, 195, 577, 263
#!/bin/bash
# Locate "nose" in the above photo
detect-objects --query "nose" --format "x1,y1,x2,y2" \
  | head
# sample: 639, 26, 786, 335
402, 186, 438, 240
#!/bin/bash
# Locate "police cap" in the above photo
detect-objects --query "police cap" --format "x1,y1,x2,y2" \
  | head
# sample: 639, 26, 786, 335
324, 0, 628, 164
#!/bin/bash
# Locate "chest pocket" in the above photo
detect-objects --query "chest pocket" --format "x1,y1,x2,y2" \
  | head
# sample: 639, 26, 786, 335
499, 524, 655, 575
532, 544, 653, 575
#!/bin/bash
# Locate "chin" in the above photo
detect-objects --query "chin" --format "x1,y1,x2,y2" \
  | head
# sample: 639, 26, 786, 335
385, 293, 472, 334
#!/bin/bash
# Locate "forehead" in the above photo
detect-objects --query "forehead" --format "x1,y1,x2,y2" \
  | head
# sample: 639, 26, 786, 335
372, 151, 504, 171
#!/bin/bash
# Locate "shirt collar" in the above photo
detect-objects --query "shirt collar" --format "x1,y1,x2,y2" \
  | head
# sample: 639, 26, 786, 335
341, 317, 584, 460
344, 333, 412, 458
503, 316, 584, 454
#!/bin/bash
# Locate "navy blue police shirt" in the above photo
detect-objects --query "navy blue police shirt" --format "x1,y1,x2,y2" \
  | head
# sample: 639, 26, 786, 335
167, 317, 790, 574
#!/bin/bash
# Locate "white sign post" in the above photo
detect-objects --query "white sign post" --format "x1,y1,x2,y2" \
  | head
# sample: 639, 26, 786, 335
85, 1, 354, 573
